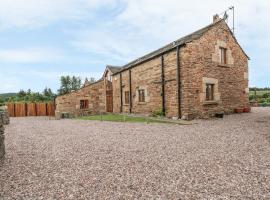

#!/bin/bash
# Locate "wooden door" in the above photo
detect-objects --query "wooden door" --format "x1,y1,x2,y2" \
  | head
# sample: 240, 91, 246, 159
106, 90, 113, 112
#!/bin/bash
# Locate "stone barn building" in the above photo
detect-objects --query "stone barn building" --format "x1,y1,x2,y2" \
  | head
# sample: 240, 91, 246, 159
56, 16, 250, 119
55, 66, 120, 116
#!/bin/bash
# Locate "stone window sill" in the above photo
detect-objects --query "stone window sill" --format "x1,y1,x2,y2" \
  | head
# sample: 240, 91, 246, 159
217, 63, 230, 68
123, 104, 129, 106
203, 101, 219, 105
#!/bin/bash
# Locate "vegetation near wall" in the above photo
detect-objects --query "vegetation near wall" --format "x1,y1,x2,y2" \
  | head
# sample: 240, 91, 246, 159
0, 75, 97, 105
249, 87, 270, 106
0, 88, 56, 105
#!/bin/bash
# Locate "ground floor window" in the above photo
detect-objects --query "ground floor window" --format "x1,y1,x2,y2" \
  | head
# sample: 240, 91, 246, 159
138, 89, 145, 102
206, 84, 214, 101
80, 100, 89, 109
124, 91, 130, 104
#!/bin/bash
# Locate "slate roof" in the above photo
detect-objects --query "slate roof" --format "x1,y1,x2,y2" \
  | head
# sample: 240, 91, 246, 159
106, 65, 122, 74
113, 19, 249, 75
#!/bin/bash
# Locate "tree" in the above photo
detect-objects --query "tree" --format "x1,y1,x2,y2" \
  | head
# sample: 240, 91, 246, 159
27, 89, 31, 95
89, 77, 96, 83
58, 75, 81, 95
71, 76, 81, 91
18, 89, 26, 98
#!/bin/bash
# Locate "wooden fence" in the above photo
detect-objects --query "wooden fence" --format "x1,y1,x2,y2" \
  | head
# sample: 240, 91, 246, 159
7, 102, 55, 117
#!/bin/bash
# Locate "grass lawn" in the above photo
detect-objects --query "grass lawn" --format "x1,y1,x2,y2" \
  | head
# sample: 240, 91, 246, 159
77, 114, 190, 125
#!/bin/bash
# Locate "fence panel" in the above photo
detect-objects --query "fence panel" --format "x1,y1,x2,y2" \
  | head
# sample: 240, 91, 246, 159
15, 103, 26, 117
47, 103, 55, 116
7, 104, 15, 117
27, 103, 37, 116
5, 102, 55, 117
36, 103, 47, 116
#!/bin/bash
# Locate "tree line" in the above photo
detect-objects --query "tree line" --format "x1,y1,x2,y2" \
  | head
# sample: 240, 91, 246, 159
249, 87, 270, 91
0, 75, 96, 104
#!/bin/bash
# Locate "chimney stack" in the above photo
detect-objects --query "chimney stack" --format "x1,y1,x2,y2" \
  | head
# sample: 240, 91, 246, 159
213, 14, 220, 23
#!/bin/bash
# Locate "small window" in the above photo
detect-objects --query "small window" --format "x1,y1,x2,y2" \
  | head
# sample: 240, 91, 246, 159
124, 91, 130, 104
138, 89, 145, 102
219, 47, 227, 64
206, 84, 214, 101
80, 100, 89, 109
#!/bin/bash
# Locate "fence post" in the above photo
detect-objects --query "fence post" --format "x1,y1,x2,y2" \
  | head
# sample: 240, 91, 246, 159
45, 103, 48, 116
35, 103, 38, 116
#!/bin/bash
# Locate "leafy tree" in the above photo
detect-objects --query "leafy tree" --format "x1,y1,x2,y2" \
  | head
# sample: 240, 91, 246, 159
58, 75, 81, 95
89, 77, 96, 83
71, 76, 81, 91
18, 89, 27, 98
0, 87, 56, 103
27, 89, 31, 95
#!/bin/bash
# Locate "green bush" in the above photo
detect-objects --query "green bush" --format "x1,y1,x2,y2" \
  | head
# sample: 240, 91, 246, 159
262, 93, 270, 98
258, 98, 267, 103
260, 102, 269, 107
151, 108, 164, 117
249, 94, 255, 101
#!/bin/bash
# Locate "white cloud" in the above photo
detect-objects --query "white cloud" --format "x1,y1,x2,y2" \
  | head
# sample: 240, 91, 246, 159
70, 24, 156, 62
0, 0, 116, 29
71, 0, 270, 55
0, 48, 63, 63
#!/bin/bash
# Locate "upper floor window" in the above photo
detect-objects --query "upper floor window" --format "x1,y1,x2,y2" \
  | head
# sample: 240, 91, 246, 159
80, 100, 89, 109
206, 84, 214, 101
138, 89, 145, 102
219, 47, 227, 64
124, 91, 130, 104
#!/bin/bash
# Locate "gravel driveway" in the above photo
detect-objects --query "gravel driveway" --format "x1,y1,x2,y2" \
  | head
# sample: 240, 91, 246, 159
0, 107, 270, 199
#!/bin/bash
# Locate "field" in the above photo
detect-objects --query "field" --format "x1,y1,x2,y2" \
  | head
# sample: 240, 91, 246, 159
249, 90, 270, 96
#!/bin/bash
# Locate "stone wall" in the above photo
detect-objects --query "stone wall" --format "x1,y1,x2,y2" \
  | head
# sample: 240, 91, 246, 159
55, 79, 107, 117
180, 21, 249, 118
0, 117, 5, 160
113, 20, 249, 119
0, 111, 10, 125
113, 50, 179, 117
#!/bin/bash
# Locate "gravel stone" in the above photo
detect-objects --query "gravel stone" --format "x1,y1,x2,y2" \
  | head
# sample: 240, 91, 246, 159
0, 107, 270, 199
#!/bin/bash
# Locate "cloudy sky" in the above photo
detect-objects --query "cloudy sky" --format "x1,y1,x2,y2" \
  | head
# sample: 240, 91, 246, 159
0, 0, 269, 93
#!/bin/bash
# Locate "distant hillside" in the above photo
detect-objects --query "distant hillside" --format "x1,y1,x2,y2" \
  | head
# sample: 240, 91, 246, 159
0, 93, 17, 98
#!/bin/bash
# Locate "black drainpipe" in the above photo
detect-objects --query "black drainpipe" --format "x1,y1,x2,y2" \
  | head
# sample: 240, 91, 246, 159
161, 55, 166, 116
177, 46, 182, 119
120, 73, 123, 113
129, 69, 132, 113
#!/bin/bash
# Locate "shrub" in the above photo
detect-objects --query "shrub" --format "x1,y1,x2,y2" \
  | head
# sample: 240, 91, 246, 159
262, 93, 270, 98
249, 95, 255, 101
151, 108, 164, 117
258, 98, 267, 104
260, 102, 269, 107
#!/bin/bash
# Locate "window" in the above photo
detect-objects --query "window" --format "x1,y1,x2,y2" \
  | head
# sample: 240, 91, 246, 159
80, 100, 89, 109
138, 89, 145, 102
124, 91, 130, 104
206, 84, 214, 101
219, 47, 227, 64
